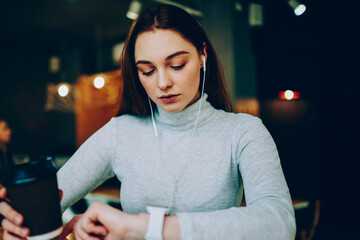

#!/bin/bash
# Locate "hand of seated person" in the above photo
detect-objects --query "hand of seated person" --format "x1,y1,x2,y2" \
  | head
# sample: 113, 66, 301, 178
0, 186, 30, 239
61, 202, 148, 240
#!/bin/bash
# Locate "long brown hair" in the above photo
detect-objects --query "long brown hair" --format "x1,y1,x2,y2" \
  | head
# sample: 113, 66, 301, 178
117, 4, 232, 116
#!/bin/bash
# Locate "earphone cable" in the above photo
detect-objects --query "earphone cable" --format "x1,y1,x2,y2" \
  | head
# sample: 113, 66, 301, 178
149, 58, 206, 213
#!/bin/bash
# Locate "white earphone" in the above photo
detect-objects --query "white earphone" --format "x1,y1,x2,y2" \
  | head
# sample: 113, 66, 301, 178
201, 55, 206, 72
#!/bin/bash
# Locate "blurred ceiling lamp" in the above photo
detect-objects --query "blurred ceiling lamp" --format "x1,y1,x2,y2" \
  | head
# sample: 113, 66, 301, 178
58, 84, 70, 97
45, 83, 75, 112
76, 70, 122, 109
112, 42, 125, 65
288, 0, 306, 16
126, 0, 142, 20
248, 3, 263, 27
94, 76, 105, 89
49, 56, 61, 73
279, 90, 300, 100
234, 1, 243, 12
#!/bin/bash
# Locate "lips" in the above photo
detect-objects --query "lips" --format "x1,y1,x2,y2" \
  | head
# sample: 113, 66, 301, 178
159, 94, 180, 103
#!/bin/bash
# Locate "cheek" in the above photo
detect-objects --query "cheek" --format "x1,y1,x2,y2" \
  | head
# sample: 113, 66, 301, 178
182, 67, 201, 88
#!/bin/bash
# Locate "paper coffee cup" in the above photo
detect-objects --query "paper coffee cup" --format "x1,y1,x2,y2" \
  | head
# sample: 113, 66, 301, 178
4, 157, 63, 239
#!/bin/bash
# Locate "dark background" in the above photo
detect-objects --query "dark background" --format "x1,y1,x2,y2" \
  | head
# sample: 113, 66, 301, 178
0, 0, 359, 239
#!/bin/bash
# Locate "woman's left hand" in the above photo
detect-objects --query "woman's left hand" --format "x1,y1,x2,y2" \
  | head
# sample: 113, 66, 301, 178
72, 202, 148, 240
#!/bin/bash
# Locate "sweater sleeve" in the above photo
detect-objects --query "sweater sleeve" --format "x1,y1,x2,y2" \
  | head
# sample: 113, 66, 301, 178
176, 117, 296, 240
57, 118, 116, 212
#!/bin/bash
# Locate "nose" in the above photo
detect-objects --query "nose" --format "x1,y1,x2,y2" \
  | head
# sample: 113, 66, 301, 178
157, 69, 173, 90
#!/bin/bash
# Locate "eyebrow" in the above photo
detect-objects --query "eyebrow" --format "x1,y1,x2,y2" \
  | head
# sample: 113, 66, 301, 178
135, 51, 189, 65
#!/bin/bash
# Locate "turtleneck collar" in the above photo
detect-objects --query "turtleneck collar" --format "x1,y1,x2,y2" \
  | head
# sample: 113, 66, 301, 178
154, 93, 215, 131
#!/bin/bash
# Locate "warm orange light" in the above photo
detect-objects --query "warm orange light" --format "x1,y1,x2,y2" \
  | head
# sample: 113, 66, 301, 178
278, 90, 300, 100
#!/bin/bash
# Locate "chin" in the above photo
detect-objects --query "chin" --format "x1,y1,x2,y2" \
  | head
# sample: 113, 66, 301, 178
160, 104, 186, 113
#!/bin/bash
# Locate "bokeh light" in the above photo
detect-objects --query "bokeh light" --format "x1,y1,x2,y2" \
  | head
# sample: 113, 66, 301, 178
294, 4, 306, 16
58, 84, 69, 97
94, 76, 105, 89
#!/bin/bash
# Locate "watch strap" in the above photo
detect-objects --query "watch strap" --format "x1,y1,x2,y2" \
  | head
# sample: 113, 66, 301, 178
145, 206, 169, 240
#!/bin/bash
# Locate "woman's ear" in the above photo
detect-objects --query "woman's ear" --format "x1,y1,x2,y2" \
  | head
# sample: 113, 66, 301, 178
202, 42, 208, 62
200, 42, 208, 68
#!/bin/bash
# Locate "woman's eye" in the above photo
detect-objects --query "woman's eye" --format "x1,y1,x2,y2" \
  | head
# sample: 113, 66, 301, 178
142, 69, 155, 76
171, 63, 185, 70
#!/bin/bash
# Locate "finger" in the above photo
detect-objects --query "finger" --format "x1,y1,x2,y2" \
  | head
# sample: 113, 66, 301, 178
86, 202, 110, 224
74, 229, 103, 240
3, 230, 26, 240
74, 224, 101, 240
0, 201, 23, 226
0, 187, 7, 198
74, 217, 104, 240
2, 219, 29, 238
88, 225, 108, 236
80, 222, 108, 238
80, 213, 108, 237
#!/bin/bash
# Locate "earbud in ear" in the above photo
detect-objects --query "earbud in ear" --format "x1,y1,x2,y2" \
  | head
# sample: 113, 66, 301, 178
201, 55, 206, 71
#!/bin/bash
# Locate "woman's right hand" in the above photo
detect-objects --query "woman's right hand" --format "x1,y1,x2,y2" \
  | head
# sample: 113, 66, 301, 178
0, 186, 30, 239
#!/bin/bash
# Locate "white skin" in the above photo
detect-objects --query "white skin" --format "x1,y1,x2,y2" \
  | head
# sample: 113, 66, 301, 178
0, 29, 207, 240
135, 29, 206, 113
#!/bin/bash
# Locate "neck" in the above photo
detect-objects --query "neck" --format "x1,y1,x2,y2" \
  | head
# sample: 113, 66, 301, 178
154, 93, 214, 132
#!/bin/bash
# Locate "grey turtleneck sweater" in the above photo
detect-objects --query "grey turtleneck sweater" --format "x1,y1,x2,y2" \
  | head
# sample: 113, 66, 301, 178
57, 94, 296, 239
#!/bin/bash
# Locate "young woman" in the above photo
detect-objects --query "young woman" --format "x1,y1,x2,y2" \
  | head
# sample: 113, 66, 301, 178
0, 4, 296, 240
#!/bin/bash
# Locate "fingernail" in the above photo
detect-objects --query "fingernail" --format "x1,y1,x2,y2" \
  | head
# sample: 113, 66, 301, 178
21, 229, 28, 235
15, 215, 22, 224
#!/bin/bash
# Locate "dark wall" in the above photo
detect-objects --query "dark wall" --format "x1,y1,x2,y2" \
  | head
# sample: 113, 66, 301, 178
0, 34, 122, 157
0, 45, 74, 156
252, 2, 360, 238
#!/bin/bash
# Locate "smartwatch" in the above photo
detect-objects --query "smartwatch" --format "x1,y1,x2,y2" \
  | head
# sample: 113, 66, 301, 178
145, 206, 169, 240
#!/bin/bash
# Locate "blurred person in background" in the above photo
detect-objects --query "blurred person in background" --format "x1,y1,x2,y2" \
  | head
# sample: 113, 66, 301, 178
0, 117, 12, 174
0, 117, 12, 228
